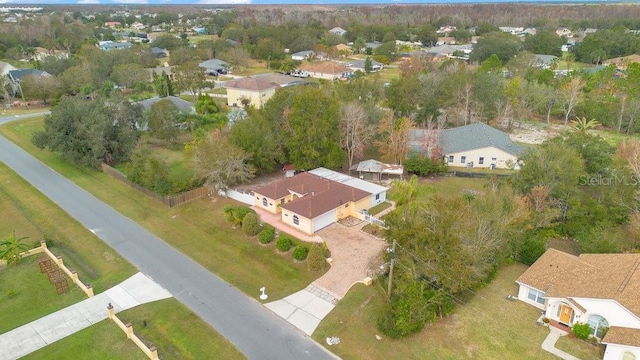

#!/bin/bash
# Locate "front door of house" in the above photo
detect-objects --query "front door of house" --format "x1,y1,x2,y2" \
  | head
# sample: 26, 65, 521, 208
559, 305, 573, 324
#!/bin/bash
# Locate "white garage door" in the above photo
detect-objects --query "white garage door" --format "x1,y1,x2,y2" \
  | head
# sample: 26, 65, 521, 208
313, 210, 336, 233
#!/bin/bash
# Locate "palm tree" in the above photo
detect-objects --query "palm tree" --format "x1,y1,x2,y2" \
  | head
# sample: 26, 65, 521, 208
570, 117, 600, 132
0, 231, 31, 266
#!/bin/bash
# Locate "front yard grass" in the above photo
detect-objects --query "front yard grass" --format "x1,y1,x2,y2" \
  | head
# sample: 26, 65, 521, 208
0, 162, 135, 294
0, 117, 325, 300
24, 298, 245, 360
313, 263, 600, 359
0, 256, 86, 334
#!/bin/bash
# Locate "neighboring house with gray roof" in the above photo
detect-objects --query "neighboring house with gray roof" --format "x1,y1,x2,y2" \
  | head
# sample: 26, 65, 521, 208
408, 123, 522, 169
198, 59, 229, 75
347, 58, 384, 72
534, 54, 559, 69
291, 50, 314, 61
252, 73, 312, 88
136, 96, 195, 114
7, 69, 52, 97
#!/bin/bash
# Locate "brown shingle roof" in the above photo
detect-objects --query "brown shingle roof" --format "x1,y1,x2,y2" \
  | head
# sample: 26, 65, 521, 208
254, 172, 370, 219
603, 326, 640, 347
300, 62, 351, 75
517, 248, 640, 316
224, 78, 279, 91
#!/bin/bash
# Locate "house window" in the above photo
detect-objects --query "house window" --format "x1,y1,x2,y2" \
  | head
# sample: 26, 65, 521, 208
262, 92, 266, 97
587, 315, 609, 339
344, 203, 349, 208
375, 194, 380, 200
479, 157, 484, 165
460, 156, 466, 164
527, 288, 545, 305
293, 215, 299, 225
448, 155, 454, 163
262, 197, 267, 207
491, 157, 497, 162
280, 198, 285, 205
622, 351, 636, 360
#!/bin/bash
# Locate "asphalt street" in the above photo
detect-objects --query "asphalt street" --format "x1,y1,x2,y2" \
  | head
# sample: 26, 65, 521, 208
0, 113, 337, 360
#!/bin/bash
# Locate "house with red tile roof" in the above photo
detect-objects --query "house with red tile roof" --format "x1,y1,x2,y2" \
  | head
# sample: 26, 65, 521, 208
224, 78, 279, 109
253, 168, 387, 234
516, 248, 640, 360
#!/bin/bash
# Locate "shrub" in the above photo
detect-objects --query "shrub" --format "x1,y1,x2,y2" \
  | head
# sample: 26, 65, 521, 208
307, 243, 326, 271
572, 323, 592, 340
223, 205, 235, 223
258, 228, 275, 244
242, 213, 261, 236
233, 206, 253, 226
276, 235, 291, 252
292, 245, 309, 260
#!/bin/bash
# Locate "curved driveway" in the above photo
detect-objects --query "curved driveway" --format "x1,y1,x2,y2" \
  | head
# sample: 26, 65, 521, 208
0, 113, 336, 360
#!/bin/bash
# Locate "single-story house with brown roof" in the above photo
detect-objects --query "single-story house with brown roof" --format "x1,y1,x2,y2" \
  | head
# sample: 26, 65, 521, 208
253, 168, 387, 234
224, 78, 279, 109
299, 62, 352, 80
516, 248, 640, 360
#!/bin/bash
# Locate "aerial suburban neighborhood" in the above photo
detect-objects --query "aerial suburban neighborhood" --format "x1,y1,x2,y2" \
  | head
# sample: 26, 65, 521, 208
1, 2, 640, 360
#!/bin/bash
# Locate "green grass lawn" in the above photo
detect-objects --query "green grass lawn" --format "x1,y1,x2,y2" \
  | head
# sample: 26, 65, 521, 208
367, 201, 392, 216
0, 106, 50, 116
0, 256, 86, 334
0, 151, 247, 359
555, 336, 603, 360
24, 298, 246, 360
0, 163, 135, 294
0, 117, 325, 300
313, 264, 601, 360
421, 176, 489, 198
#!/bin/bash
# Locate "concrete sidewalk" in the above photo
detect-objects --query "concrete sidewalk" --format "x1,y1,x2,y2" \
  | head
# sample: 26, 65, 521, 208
265, 284, 338, 336
541, 327, 580, 360
0, 272, 172, 360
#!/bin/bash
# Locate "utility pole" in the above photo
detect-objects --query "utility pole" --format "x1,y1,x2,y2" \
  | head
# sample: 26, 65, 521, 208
387, 239, 396, 298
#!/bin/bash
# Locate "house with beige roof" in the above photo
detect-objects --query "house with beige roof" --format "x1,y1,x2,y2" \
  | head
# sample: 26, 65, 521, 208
299, 62, 352, 80
603, 54, 640, 71
224, 78, 279, 109
253, 168, 387, 234
516, 248, 640, 360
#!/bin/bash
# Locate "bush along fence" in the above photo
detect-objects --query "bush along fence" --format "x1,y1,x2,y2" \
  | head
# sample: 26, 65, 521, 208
0, 240, 95, 297
107, 303, 159, 360
101, 163, 210, 208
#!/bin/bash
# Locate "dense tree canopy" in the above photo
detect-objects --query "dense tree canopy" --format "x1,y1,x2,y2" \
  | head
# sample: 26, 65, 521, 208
32, 96, 141, 167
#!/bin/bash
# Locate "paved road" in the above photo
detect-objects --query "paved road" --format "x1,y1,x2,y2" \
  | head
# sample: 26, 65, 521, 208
0, 113, 337, 360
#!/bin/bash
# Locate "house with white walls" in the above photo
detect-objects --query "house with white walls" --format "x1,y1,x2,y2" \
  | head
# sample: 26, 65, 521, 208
516, 248, 640, 360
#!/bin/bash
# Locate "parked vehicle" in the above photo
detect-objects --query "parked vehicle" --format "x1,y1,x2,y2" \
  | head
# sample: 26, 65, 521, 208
290, 70, 309, 78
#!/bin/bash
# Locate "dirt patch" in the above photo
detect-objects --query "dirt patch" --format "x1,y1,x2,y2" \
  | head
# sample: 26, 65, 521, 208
508, 122, 563, 145
235, 171, 286, 192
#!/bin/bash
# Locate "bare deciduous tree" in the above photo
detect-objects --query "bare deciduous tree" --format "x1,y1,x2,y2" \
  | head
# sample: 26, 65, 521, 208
560, 77, 585, 127
375, 114, 415, 165
193, 131, 255, 192
339, 102, 374, 170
